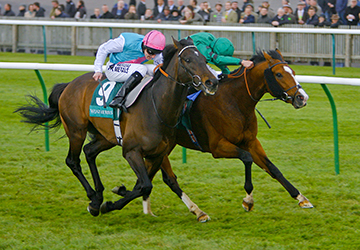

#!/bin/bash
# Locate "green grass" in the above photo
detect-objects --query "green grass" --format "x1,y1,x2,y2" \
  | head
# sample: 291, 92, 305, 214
1, 52, 360, 249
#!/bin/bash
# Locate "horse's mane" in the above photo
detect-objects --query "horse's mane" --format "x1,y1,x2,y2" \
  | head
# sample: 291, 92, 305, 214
228, 49, 284, 77
150, 38, 195, 84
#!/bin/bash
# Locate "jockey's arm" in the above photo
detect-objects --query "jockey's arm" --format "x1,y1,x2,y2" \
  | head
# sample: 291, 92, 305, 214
93, 35, 125, 75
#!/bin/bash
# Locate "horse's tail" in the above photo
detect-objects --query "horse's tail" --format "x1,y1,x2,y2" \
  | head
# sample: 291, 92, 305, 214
14, 82, 70, 130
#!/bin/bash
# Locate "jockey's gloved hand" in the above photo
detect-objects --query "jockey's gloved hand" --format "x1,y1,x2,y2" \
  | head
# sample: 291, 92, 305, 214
218, 73, 226, 80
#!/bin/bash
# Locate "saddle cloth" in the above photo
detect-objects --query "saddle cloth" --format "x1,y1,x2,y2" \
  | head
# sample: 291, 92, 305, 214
89, 76, 153, 145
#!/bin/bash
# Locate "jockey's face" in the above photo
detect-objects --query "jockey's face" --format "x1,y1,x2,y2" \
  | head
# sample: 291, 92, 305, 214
144, 49, 157, 60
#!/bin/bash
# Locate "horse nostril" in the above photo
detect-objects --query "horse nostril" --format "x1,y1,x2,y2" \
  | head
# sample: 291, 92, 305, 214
297, 95, 304, 101
205, 79, 213, 86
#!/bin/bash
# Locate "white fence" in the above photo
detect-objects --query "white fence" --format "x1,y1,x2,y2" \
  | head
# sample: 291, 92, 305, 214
2, 20, 360, 66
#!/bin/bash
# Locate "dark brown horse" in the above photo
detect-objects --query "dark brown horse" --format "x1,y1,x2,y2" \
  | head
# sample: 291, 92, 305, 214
142, 49, 313, 222
15, 38, 218, 217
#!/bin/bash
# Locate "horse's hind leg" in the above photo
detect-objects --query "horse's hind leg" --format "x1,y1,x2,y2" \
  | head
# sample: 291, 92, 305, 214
83, 133, 115, 216
62, 117, 98, 213
101, 150, 154, 214
249, 139, 313, 208
158, 155, 210, 222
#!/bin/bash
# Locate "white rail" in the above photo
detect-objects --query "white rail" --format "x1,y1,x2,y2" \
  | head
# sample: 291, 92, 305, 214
1, 19, 360, 35
1, 62, 359, 86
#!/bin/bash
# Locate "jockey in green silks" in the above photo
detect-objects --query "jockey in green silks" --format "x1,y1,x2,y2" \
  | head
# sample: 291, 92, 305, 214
189, 32, 254, 76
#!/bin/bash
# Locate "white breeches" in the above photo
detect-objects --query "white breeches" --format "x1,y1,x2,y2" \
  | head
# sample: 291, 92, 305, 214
105, 61, 156, 82
207, 64, 219, 78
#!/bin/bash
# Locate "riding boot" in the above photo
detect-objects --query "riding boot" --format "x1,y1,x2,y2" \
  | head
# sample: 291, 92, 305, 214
109, 71, 143, 111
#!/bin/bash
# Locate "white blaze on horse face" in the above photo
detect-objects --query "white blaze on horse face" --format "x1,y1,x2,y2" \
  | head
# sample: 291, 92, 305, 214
283, 66, 309, 102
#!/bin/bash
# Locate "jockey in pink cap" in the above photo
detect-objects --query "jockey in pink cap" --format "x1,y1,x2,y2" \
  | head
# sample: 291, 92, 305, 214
93, 30, 166, 110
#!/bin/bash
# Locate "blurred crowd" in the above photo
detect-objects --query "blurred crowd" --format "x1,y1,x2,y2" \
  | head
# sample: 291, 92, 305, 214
1, 0, 360, 27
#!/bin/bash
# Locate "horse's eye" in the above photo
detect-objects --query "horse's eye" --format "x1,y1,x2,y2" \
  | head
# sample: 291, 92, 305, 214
185, 58, 191, 63
276, 73, 282, 78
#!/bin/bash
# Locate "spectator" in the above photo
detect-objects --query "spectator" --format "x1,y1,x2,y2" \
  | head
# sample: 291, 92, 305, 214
112, 0, 128, 19
241, 0, 254, 12
156, 5, 171, 21
231, 1, 242, 22
295, 1, 308, 24
257, 6, 272, 23
124, 5, 139, 19
112, 0, 129, 13
271, 7, 289, 26
178, 0, 186, 14
305, 6, 319, 25
210, 2, 223, 22
198, 1, 212, 22
50, 0, 60, 18
239, 5, 255, 23
170, 9, 181, 20
0, 4, 2, 15
154, 0, 168, 7
100, 4, 115, 18
137, 0, 147, 18
18, 4, 26, 16
25, 4, 36, 18
4, 3, 16, 16
190, 0, 201, 13
325, 0, 336, 21
330, 13, 343, 27
53, 6, 70, 18
318, 13, 331, 26
144, 8, 155, 20
65, 0, 76, 17
283, 4, 297, 24
222, 1, 238, 23
33, 2, 46, 17
345, 0, 360, 25
153, 0, 166, 18
179, 5, 204, 23
168, 0, 178, 11
129, 0, 137, 8
336, 0, 348, 24
305, 0, 322, 15
261, 1, 274, 18
90, 8, 101, 18
74, 0, 86, 19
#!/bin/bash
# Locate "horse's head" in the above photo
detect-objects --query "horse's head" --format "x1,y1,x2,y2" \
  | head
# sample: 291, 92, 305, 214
261, 49, 309, 109
172, 37, 218, 95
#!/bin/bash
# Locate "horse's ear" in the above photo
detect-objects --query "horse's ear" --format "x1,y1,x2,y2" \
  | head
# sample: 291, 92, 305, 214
186, 36, 194, 44
263, 50, 273, 62
172, 36, 180, 49
275, 48, 285, 61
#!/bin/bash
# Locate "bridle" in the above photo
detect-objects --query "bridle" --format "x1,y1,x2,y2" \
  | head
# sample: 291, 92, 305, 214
264, 62, 303, 102
151, 44, 204, 128
228, 61, 303, 103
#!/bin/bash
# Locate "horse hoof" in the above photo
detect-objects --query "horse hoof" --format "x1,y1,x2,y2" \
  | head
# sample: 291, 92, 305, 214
242, 200, 254, 212
100, 201, 112, 214
87, 205, 100, 217
197, 212, 211, 223
299, 200, 314, 208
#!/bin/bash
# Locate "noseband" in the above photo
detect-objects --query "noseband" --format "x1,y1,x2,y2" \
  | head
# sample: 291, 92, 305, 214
157, 45, 203, 88
264, 62, 303, 102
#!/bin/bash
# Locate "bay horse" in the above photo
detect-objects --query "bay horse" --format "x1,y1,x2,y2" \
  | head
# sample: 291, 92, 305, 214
15, 38, 218, 217
141, 49, 313, 222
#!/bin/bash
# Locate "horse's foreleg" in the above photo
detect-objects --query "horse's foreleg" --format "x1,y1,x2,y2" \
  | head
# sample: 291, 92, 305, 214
83, 134, 115, 216
211, 138, 255, 211
101, 150, 153, 214
249, 139, 313, 208
159, 155, 210, 222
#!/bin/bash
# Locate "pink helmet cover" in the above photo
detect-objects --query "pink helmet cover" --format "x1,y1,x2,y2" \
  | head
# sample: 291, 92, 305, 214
143, 30, 166, 51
